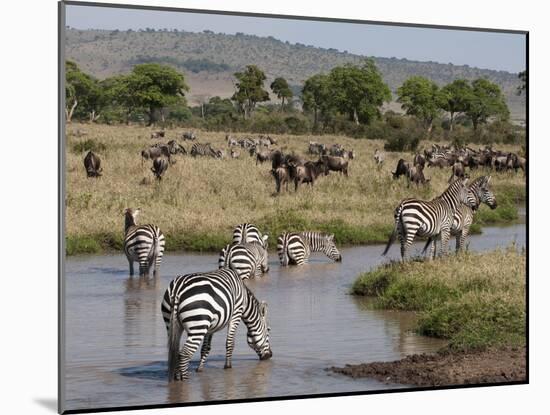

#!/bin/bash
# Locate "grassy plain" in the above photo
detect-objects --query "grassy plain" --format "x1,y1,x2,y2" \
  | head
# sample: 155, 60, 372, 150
65, 123, 526, 255
351, 248, 526, 351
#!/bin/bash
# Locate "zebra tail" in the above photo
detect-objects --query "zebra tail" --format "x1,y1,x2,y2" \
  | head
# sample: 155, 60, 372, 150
421, 238, 432, 255
167, 295, 183, 382
382, 206, 402, 256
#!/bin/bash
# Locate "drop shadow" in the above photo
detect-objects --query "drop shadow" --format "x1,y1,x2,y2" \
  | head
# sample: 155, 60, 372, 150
34, 398, 57, 412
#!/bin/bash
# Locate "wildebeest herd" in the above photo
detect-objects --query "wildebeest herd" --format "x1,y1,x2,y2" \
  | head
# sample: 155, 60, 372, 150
77, 128, 525, 383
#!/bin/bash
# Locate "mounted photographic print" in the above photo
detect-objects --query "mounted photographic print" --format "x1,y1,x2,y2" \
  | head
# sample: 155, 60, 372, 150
59, 1, 528, 413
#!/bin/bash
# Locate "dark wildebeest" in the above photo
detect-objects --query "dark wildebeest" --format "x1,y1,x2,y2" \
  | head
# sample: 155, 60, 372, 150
506, 153, 526, 174
285, 154, 307, 167
407, 164, 430, 187
84, 151, 102, 178
329, 144, 345, 157
271, 150, 285, 170
290, 160, 327, 191
449, 161, 467, 183
413, 153, 426, 168
256, 149, 273, 165
321, 155, 349, 176
493, 155, 509, 172
308, 141, 326, 155
150, 130, 165, 139
272, 165, 290, 194
392, 158, 410, 179
182, 131, 196, 141
151, 158, 169, 181
141, 146, 171, 165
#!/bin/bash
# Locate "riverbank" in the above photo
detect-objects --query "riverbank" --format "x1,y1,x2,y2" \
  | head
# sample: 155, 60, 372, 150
332, 248, 526, 385
65, 123, 525, 255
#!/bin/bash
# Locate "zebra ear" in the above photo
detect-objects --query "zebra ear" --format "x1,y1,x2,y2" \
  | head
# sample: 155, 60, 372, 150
328, 234, 335, 241
262, 234, 269, 242
260, 301, 268, 317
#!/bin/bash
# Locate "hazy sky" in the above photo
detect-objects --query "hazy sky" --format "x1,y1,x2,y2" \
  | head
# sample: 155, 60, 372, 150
65, 4, 526, 73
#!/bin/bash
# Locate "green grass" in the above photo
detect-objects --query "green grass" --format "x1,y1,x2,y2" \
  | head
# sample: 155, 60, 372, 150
351, 248, 526, 352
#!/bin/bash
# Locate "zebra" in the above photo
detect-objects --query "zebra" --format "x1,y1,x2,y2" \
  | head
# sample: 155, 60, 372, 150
123, 208, 165, 276
232, 223, 268, 247
382, 178, 474, 261
218, 242, 269, 279
190, 142, 216, 158
422, 176, 497, 255
161, 268, 272, 381
277, 231, 342, 266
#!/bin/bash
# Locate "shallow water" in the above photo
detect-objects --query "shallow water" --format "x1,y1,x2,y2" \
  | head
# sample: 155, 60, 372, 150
63, 223, 526, 411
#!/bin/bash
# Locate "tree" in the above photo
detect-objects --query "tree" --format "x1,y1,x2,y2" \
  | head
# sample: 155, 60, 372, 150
328, 59, 391, 125
517, 70, 527, 95
465, 78, 509, 130
65, 61, 104, 122
126, 63, 189, 125
102, 74, 139, 124
397, 76, 442, 133
231, 65, 270, 118
439, 79, 472, 131
302, 74, 334, 129
270, 77, 293, 110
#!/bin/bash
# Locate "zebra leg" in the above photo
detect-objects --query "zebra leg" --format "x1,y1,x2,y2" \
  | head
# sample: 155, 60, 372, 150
224, 315, 242, 369
196, 334, 213, 372
176, 334, 204, 381
440, 229, 451, 256
456, 232, 462, 253
127, 258, 134, 276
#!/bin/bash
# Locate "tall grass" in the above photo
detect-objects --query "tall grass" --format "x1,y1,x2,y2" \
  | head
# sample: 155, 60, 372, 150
351, 248, 526, 351
65, 123, 526, 255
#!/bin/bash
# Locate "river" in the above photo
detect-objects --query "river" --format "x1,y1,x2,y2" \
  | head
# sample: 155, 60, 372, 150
63, 222, 526, 411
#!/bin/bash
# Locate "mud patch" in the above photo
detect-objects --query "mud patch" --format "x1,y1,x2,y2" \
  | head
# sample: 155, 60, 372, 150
330, 347, 526, 386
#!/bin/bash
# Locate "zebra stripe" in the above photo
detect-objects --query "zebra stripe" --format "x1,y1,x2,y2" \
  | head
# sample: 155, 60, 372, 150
123, 208, 165, 276
161, 268, 272, 381
190, 143, 213, 157
423, 176, 497, 254
232, 223, 268, 248
382, 178, 472, 261
219, 242, 269, 279
277, 231, 342, 266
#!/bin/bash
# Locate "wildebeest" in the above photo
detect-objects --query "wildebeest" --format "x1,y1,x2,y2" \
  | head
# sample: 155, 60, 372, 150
328, 144, 345, 157
413, 153, 426, 168
150, 130, 165, 139
285, 153, 307, 167
181, 131, 196, 141
308, 141, 326, 155
290, 160, 327, 191
256, 149, 273, 165
83, 151, 102, 177
141, 145, 171, 165
506, 153, 526, 174
321, 155, 349, 176
272, 165, 290, 193
151, 158, 169, 181
407, 164, 429, 187
449, 161, 467, 182
271, 150, 285, 170
343, 149, 355, 160
392, 158, 410, 179
374, 149, 385, 166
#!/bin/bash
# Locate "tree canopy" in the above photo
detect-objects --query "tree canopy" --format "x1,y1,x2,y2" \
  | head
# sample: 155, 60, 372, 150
270, 77, 293, 109
465, 78, 509, 130
439, 79, 472, 131
397, 76, 442, 132
65, 60, 104, 122
302, 73, 334, 128
232, 65, 270, 118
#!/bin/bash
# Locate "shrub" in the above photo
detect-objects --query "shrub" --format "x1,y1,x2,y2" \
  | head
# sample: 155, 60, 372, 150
71, 139, 107, 154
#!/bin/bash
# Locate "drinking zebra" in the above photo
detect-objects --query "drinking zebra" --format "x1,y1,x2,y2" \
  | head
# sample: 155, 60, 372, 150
123, 208, 165, 276
382, 178, 474, 261
422, 176, 497, 255
218, 242, 269, 279
277, 231, 342, 266
161, 268, 272, 381
232, 223, 268, 247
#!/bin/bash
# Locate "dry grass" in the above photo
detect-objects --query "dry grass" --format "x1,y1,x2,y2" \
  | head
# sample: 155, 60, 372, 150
65, 123, 526, 254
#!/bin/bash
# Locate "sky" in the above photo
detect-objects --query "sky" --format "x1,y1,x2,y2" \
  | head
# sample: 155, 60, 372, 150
65, 4, 526, 73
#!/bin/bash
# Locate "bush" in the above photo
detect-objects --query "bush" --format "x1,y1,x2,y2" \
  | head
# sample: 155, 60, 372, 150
71, 139, 107, 154
384, 128, 422, 152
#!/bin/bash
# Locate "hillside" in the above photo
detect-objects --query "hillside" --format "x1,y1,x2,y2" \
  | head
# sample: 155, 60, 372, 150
65, 28, 526, 121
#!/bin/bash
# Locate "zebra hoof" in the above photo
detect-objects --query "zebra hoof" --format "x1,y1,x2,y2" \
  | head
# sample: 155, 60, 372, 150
196, 366, 203, 373
224, 364, 232, 369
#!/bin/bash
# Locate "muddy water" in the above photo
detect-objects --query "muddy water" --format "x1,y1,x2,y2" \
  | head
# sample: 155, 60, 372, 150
63, 223, 526, 411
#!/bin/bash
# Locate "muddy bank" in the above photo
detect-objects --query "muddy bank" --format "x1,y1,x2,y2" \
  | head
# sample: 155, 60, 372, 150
330, 347, 526, 386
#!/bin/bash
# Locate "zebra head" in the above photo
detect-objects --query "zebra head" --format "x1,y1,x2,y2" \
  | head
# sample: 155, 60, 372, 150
470, 176, 497, 210
124, 207, 140, 232
323, 234, 342, 262
245, 298, 273, 361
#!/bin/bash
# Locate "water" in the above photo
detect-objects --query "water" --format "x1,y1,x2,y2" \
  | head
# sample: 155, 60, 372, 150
63, 223, 526, 411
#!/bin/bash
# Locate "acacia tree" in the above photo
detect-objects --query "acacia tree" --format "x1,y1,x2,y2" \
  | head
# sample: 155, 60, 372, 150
270, 77, 293, 110
397, 76, 442, 133
302, 74, 334, 129
65, 60, 103, 122
465, 78, 509, 130
231, 65, 270, 118
439, 79, 472, 131
126, 63, 189, 125
328, 59, 391, 125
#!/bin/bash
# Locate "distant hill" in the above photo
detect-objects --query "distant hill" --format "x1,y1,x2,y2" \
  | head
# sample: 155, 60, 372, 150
65, 28, 526, 121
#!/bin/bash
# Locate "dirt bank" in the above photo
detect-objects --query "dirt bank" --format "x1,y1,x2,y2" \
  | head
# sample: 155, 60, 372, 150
330, 347, 526, 386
